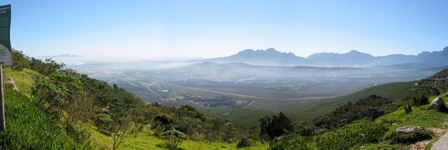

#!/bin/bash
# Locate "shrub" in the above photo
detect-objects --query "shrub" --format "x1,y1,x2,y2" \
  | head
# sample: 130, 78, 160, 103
269, 122, 389, 149
161, 130, 189, 149
260, 112, 292, 140
404, 104, 412, 114
410, 92, 429, 106
11, 50, 30, 71
384, 129, 432, 144
0, 89, 91, 149
236, 138, 251, 148
66, 125, 91, 145
292, 121, 316, 136
269, 136, 312, 150
315, 122, 389, 149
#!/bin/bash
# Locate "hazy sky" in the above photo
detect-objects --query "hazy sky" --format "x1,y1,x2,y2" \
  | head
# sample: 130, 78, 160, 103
1, 0, 448, 60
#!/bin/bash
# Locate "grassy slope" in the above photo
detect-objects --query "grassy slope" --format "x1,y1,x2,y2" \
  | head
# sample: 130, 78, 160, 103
87, 123, 268, 150
3, 67, 40, 95
284, 82, 414, 122
2, 68, 268, 149
363, 92, 448, 149
0, 88, 89, 149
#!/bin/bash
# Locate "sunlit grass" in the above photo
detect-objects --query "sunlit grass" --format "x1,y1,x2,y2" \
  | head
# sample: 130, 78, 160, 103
87, 123, 268, 150
3, 67, 40, 95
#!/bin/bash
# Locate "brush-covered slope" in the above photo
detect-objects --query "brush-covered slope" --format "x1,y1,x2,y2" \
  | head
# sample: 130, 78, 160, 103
0, 88, 91, 149
284, 81, 414, 121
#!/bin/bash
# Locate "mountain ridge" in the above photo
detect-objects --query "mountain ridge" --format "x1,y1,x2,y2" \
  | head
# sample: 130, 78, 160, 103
206, 46, 448, 68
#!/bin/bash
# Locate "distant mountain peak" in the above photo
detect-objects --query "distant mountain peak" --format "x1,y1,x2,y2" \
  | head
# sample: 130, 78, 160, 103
348, 50, 360, 54
266, 48, 277, 52
345, 50, 371, 55
208, 48, 304, 66
208, 46, 448, 67
236, 48, 296, 56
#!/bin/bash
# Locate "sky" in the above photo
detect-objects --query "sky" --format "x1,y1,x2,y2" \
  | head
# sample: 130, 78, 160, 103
1, 0, 448, 60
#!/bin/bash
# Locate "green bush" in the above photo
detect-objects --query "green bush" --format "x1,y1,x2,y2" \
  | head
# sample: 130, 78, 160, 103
404, 104, 412, 114
410, 92, 429, 106
270, 122, 389, 149
292, 121, 316, 136
0, 89, 91, 149
269, 136, 312, 150
384, 128, 432, 144
11, 50, 31, 71
161, 130, 189, 149
315, 122, 388, 149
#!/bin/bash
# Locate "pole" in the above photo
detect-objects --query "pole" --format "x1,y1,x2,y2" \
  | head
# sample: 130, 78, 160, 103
0, 66, 4, 130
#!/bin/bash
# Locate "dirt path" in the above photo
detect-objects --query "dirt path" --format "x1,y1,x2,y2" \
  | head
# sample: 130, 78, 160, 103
431, 131, 448, 150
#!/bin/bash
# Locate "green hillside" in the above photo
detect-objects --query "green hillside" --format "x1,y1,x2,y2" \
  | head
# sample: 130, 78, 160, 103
0, 51, 268, 149
166, 81, 414, 126
271, 81, 448, 149
285, 81, 414, 122
0, 88, 91, 149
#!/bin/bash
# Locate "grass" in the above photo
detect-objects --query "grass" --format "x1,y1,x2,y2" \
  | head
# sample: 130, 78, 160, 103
2, 68, 268, 149
3, 67, 40, 95
368, 92, 448, 149
284, 82, 414, 122
272, 92, 448, 150
428, 92, 448, 104
376, 104, 448, 129
0, 89, 90, 149
270, 122, 390, 150
87, 122, 268, 150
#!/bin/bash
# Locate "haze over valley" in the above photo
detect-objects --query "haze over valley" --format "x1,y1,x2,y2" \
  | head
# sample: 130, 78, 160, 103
59, 47, 448, 124
4, 1, 448, 149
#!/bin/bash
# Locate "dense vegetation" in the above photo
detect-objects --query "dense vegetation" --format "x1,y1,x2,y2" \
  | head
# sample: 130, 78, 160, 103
313, 95, 398, 129
1, 50, 261, 149
0, 88, 91, 149
269, 68, 448, 149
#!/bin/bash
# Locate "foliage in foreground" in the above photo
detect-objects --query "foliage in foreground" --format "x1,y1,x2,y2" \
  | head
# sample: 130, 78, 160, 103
0, 89, 91, 149
161, 130, 189, 149
8, 50, 259, 149
260, 112, 292, 140
313, 95, 397, 129
269, 122, 389, 150
384, 128, 433, 144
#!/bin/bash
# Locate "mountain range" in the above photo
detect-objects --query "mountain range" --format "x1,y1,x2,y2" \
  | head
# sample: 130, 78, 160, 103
207, 47, 448, 68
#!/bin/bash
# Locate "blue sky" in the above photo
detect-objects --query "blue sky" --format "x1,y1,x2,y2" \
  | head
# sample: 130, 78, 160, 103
1, 0, 448, 60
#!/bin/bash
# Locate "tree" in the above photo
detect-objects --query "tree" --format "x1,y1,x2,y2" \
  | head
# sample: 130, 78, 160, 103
259, 112, 292, 140
151, 114, 173, 136
30, 58, 65, 77
259, 116, 272, 141
161, 130, 189, 149
292, 121, 316, 136
178, 105, 206, 122
31, 73, 86, 118
11, 49, 30, 71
